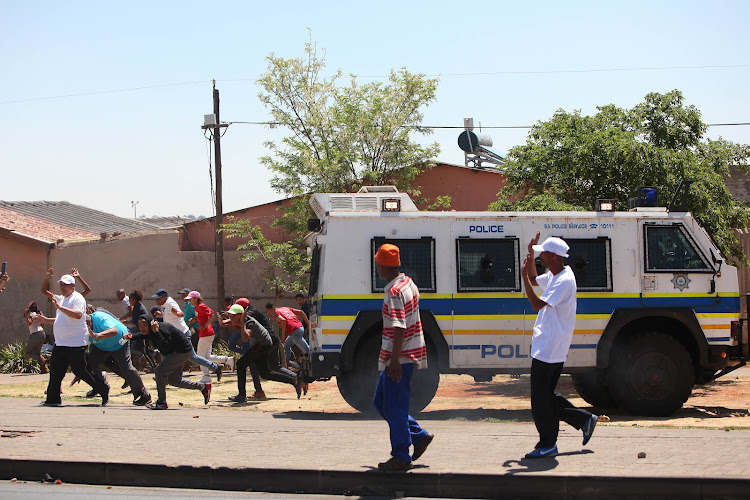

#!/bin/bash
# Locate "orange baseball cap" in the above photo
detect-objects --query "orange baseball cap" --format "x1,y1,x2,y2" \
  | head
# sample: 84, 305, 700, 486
374, 243, 401, 267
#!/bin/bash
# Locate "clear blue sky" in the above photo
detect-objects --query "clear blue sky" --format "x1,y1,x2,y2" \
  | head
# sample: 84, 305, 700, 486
1, 1, 748, 219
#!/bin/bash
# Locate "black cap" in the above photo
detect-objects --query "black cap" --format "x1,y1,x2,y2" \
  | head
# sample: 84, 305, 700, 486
151, 289, 169, 298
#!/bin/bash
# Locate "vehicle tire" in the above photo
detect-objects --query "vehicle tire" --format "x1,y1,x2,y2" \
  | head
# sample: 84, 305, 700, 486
336, 334, 381, 414
607, 331, 694, 417
336, 333, 440, 414
571, 369, 617, 409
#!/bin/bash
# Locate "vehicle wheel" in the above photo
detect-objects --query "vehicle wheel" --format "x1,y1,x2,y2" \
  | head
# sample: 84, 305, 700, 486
571, 369, 617, 409
337, 334, 440, 414
607, 332, 694, 416
337, 334, 381, 414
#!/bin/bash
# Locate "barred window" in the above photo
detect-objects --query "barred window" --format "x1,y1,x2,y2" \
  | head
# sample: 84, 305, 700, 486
371, 238, 436, 292
645, 225, 712, 272
565, 238, 612, 291
456, 238, 520, 292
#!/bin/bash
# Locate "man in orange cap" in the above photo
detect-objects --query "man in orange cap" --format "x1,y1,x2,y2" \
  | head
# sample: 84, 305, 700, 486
372, 244, 433, 472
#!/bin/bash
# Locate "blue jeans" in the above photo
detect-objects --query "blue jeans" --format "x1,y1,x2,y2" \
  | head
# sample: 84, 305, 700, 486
372, 363, 429, 462
284, 326, 309, 362
188, 335, 218, 371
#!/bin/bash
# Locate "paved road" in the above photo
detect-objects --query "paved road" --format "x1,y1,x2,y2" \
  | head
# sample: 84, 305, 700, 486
1, 397, 749, 499
0, 480, 436, 500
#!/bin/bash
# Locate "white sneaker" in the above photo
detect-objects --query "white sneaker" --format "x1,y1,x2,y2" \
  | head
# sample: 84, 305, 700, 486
226, 357, 235, 371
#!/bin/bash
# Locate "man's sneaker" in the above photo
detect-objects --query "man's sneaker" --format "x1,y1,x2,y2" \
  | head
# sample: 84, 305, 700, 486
40, 401, 61, 407
148, 401, 168, 410
524, 446, 558, 459
582, 413, 598, 445
412, 433, 434, 461
101, 388, 109, 407
133, 393, 152, 406
226, 357, 235, 371
213, 365, 222, 382
377, 457, 413, 472
85, 389, 97, 398
250, 391, 266, 399
302, 382, 309, 395
294, 374, 302, 399
121, 380, 130, 390
228, 394, 246, 403
202, 383, 212, 405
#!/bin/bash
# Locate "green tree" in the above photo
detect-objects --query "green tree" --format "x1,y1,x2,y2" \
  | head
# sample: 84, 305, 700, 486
491, 90, 750, 262
223, 39, 441, 297
221, 218, 309, 299
257, 38, 440, 234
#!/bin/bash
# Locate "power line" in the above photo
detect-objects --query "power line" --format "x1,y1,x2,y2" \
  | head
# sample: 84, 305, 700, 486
360, 64, 750, 79
2, 63, 749, 105
224, 121, 750, 130
0, 80, 209, 105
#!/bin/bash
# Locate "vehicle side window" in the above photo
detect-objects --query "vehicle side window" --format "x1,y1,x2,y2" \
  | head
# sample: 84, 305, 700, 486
644, 225, 712, 272
308, 244, 321, 297
371, 238, 436, 293
564, 238, 613, 291
456, 238, 520, 292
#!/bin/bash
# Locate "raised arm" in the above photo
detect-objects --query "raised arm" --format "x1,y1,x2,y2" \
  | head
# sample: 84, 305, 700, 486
40, 268, 55, 300
71, 268, 91, 297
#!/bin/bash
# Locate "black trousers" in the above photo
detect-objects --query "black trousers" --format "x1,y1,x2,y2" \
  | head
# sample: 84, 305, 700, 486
45, 346, 109, 405
530, 357, 592, 449
237, 344, 297, 389
88, 344, 149, 399
236, 347, 264, 395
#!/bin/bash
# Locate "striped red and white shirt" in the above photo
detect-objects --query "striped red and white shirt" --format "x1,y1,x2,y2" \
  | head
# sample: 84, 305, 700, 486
379, 274, 427, 371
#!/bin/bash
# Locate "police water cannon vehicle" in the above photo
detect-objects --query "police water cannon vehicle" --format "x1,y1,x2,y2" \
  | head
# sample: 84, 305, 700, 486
301, 185, 745, 416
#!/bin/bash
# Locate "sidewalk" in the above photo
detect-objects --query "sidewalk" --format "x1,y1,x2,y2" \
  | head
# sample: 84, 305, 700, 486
1, 395, 749, 499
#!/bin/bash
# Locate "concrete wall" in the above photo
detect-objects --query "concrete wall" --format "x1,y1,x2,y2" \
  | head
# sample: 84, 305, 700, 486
414, 163, 510, 211
0, 230, 53, 345
727, 166, 750, 203
51, 231, 281, 314
180, 200, 293, 250
0, 230, 296, 346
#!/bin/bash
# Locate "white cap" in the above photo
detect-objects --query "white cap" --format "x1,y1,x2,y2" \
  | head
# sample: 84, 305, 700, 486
532, 237, 570, 258
58, 274, 75, 285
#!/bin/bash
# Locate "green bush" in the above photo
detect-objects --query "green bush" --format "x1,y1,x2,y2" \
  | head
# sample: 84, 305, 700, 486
212, 339, 234, 359
0, 341, 41, 374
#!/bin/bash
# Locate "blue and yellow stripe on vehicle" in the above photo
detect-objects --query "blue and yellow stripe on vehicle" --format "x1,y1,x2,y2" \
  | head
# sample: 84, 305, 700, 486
315, 292, 740, 350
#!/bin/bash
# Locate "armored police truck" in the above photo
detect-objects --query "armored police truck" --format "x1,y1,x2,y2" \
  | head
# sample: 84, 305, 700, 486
301, 186, 744, 416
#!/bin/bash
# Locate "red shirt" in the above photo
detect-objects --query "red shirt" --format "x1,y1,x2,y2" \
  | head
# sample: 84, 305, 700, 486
195, 302, 215, 337
275, 307, 302, 335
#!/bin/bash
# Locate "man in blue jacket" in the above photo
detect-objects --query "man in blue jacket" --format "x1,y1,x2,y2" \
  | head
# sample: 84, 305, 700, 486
86, 311, 152, 406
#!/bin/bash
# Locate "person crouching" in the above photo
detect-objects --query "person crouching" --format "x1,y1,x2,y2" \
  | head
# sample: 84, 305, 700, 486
127, 314, 211, 410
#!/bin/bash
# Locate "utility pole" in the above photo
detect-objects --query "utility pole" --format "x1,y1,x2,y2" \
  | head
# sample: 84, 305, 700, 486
213, 82, 226, 319
202, 80, 228, 318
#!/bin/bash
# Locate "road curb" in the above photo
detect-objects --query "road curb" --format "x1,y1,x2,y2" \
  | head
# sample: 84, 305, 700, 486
2, 458, 750, 499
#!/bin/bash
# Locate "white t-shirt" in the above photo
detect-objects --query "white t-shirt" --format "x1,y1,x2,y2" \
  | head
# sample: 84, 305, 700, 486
530, 266, 577, 364
27, 312, 44, 334
121, 296, 131, 315
52, 291, 88, 347
162, 296, 189, 334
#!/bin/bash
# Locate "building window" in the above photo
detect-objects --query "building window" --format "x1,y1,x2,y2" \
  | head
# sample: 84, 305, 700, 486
456, 238, 520, 292
644, 225, 712, 273
371, 238, 436, 293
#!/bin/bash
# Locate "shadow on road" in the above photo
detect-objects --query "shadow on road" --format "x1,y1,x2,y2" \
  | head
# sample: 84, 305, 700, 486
501, 449, 593, 474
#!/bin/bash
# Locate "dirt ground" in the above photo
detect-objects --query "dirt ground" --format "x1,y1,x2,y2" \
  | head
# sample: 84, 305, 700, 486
2, 369, 749, 429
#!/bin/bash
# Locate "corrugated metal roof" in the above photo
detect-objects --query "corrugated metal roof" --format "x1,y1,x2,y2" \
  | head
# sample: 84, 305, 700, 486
0, 201, 160, 236
140, 216, 193, 229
